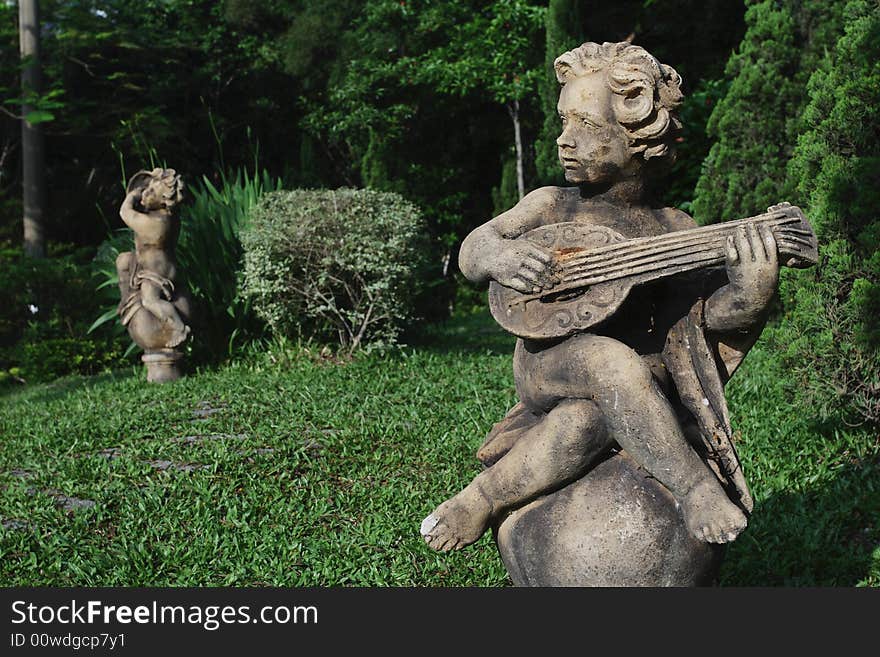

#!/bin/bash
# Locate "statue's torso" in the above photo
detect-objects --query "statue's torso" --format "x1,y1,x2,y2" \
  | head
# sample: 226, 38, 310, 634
133, 210, 180, 279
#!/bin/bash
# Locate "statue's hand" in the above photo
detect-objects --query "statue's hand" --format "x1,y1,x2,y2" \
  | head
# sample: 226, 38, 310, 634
490, 241, 555, 294
724, 224, 779, 311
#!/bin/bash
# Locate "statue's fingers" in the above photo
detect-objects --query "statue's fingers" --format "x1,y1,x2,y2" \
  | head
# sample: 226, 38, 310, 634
524, 243, 553, 265
521, 258, 548, 276
507, 275, 534, 294
775, 238, 798, 256
747, 223, 763, 260
733, 226, 750, 263
766, 201, 791, 214
726, 235, 739, 265
759, 225, 778, 266
515, 268, 540, 286
521, 259, 556, 289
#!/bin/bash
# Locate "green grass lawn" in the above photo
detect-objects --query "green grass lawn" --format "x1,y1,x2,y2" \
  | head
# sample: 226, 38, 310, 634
1, 311, 877, 586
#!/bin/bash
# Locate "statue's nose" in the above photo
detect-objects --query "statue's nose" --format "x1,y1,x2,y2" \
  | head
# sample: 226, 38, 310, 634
557, 127, 575, 148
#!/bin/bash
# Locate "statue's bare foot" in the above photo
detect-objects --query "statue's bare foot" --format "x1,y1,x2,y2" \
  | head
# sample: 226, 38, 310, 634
680, 477, 747, 543
420, 484, 493, 552
165, 320, 191, 348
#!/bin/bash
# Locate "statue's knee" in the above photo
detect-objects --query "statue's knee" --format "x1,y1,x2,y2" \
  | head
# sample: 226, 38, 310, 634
548, 399, 605, 449
115, 251, 133, 275
581, 337, 652, 388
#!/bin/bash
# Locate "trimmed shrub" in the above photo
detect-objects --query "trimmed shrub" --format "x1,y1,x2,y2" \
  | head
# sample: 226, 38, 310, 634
239, 188, 432, 353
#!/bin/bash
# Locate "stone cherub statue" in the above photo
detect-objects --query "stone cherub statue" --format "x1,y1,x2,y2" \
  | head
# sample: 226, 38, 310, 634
420, 42, 817, 585
116, 168, 192, 382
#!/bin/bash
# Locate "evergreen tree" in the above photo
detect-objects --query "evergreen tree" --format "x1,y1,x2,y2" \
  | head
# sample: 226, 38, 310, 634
535, 0, 584, 184
773, 0, 880, 426
692, 0, 801, 224
693, 0, 845, 225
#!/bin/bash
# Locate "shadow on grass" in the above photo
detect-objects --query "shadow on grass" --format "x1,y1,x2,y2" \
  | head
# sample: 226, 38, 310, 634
0, 368, 138, 406
721, 454, 880, 586
407, 309, 516, 356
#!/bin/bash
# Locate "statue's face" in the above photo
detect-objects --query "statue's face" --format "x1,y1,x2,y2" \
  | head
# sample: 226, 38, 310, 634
140, 182, 165, 211
556, 73, 633, 185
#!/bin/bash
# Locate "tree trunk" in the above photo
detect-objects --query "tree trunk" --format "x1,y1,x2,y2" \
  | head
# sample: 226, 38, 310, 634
19, 0, 47, 258
507, 99, 525, 200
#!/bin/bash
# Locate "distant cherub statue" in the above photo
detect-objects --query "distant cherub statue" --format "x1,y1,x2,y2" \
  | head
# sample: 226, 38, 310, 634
420, 42, 817, 585
116, 168, 192, 382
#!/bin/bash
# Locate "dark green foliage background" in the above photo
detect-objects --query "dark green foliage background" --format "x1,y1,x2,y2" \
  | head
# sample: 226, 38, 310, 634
774, 0, 880, 427
0, 245, 127, 384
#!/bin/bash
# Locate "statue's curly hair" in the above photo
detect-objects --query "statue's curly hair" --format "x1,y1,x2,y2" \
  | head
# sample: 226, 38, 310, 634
554, 42, 683, 163
128, 168, 184, 210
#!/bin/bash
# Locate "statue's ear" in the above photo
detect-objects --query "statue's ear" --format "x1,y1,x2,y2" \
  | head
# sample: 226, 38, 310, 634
126, 170, 154, 194
611, 85, 653, 126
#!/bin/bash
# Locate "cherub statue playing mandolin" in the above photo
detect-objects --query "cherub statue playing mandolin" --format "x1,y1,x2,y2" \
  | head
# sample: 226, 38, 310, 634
420, 42, 817, 585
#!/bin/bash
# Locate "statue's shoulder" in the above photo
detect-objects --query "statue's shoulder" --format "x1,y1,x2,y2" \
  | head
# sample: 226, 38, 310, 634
515, 186, 579, 222
518, 185, 573, 208
654, 206, 698, 233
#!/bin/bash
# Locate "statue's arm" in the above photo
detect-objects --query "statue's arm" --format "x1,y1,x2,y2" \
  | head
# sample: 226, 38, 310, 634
119, 191, 158, 236
705, 223, 778, 333
658, 208, 777, 381
704, 223, 779, 380
459, 187, 560, 293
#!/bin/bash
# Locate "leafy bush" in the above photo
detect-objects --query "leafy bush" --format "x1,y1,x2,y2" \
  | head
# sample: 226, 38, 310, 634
0, 245, 128, 384
91, 168, 283, 362
239, 188, 432, 353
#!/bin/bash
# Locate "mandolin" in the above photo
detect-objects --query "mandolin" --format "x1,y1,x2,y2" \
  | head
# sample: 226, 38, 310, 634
488, 202, 818, 340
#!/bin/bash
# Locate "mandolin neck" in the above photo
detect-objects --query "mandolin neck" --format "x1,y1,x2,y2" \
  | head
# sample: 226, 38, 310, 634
551, 209, 816, 295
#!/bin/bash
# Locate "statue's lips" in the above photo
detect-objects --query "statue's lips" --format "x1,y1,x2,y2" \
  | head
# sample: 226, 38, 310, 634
561, 158, 580, 169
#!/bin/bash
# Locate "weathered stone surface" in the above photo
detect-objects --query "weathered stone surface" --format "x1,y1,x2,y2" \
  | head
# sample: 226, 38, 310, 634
495, 451, 722, 587
420, 41, 816, 586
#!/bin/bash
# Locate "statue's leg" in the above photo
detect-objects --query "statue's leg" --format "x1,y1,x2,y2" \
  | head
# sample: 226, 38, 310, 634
548, 334, 748, 544
421, 398, 609, 552
172, 285, 193, 326
140, 281, 190, 347
115, 252, 134, 299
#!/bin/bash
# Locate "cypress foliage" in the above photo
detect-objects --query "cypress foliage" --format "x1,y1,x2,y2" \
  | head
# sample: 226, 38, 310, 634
692, 0, 845, 225
773, 0, 880, 426
534, 0, 585, 185
692, 0, 801, 224
491, 154, 520, 215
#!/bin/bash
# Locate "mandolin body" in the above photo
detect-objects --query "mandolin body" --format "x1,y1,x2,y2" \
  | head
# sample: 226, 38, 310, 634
489, 223, 632, 340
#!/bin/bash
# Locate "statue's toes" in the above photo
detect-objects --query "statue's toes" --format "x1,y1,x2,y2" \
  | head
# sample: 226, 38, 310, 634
420, 513, 440, 538
439, 536, 460, 552
703, 516, 746, 543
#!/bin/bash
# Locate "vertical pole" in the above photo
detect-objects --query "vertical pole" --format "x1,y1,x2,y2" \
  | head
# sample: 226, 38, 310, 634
20, 0, 47, 258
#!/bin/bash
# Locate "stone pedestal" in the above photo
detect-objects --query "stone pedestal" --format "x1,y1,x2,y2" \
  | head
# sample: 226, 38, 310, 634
142, 349, 183, 383
494, 450, 724, 586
